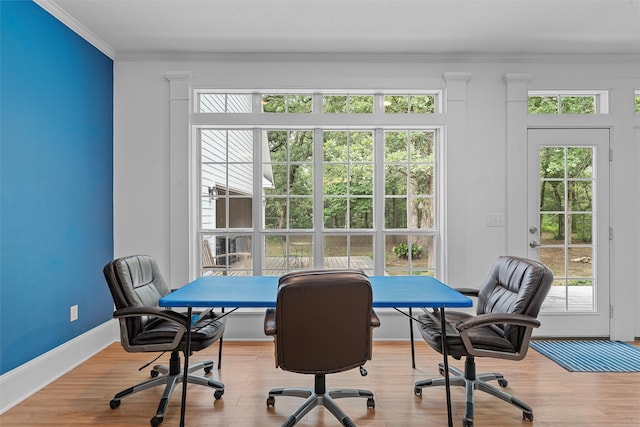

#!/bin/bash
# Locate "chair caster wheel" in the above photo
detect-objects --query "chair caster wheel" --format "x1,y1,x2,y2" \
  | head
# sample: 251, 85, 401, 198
367, 397, 375, 409
109, 399, 120, 409
204, 366, 213, 374
414, 387, 422, 397
523, 411, 534, 421
462, 416, 473, 427
150, 369, 159, 378
498, 378, 508, 387
150, 415, 163, 427
266, 396, 275, 407
214, 390, 224, 400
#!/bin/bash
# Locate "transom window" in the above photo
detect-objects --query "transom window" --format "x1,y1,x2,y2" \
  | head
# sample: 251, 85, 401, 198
194, 91, 442, 277
528, 90, 609, 114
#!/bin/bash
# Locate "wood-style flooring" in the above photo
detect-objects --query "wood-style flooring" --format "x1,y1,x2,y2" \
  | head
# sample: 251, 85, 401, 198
1, 340, 639, 426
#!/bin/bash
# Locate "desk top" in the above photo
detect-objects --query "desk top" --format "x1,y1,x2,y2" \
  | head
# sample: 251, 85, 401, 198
159, 275, 472, 309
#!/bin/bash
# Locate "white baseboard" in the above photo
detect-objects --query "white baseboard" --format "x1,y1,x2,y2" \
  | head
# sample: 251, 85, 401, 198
0, 320, 118, 414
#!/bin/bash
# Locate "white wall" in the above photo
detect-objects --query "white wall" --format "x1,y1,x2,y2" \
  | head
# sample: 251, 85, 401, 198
113, 55, 640, 340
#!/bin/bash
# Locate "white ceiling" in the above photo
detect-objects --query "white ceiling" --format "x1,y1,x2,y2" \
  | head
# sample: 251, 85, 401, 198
39, 0, 640, 60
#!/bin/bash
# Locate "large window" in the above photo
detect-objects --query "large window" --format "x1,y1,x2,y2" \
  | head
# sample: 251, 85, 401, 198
194, 91, 442, 277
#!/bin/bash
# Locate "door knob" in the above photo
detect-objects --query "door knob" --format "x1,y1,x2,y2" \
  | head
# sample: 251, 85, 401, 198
529, 241, 540, 248
529, 226, 538, 234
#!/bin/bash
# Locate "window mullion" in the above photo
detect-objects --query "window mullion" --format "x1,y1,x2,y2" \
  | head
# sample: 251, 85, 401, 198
313, 127, 324, 268
373, 128, 385, 275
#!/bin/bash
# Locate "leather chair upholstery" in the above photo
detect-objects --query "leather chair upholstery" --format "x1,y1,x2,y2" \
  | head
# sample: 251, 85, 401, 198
104, 255, 226, 427
264, 269, 380, 427
414, 256, 553, 427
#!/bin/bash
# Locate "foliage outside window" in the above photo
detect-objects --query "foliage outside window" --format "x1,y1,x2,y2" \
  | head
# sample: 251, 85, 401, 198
262, 94, 313, 113
385, 95, 435, 113
323, 95, 373, 113
635, 91, 640, 113
528, 91, 608, 114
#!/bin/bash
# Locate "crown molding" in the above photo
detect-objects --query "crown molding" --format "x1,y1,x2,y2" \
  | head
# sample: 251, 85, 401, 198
34, 0, 115, 59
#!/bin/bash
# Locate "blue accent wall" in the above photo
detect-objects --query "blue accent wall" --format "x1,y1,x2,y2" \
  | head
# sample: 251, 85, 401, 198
1, 1, 114, 374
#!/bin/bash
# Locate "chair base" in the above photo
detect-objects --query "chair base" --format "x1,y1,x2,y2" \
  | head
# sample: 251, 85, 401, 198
109, 351, 224, 427
414, 357, 533, 427
267, 374, 375, 427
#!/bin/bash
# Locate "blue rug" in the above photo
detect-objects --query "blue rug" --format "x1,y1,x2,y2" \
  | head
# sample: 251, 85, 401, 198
530, 340, 640, 372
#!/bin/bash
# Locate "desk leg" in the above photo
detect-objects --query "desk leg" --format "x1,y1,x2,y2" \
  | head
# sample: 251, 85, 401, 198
440, 306, 453, 427
180, 306, 192, 427
409, 307, 416, 369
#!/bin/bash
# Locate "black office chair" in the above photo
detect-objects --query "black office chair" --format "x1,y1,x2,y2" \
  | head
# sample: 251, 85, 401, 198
264, 270, 380, 427
414, 256, 553, 427
103, 255, 226, 427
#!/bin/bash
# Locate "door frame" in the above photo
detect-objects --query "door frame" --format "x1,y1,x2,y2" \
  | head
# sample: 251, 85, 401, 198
527, 128, 610, 338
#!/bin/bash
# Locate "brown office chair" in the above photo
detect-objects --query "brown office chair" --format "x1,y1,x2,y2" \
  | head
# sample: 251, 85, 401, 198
414, 256, 553, 427
264, 270, 380, 427
103, 255, 226, 427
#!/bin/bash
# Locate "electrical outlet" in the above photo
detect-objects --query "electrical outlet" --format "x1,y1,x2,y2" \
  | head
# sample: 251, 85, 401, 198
70, 305, 78, 322
487, 214, 505, 227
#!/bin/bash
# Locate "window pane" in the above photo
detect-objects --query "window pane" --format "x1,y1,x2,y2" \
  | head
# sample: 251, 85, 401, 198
410, 165, 432, 196
412, 198, 433, 229
323, 96, 347, 113
528, 96, 558, 114
288, 95, 312, 113
568, 182, 592, 211
350, 164, 373, 195
540, 181, 564, 211
264, 197, 285, 229
349, 131, 373, 162
323, 198, 347, 229
410, 131, 434, 162
410, 95, 435, 113
227, 130, 253, 162
350, 96, 373, 113
324, 165, 348, 195
289, 198, 313, 228
385, 198, 407, 228
288, 130, 313, 162
265, 164, 287, 196
561, 96, 595, 114
385, 96, 408, 113
350, 197, 373, 229
385, 131, 408, 160
198, 93, 251, 113
540, 213, 564, 244
569, 214, 592, 244
636, 93, 640, 113
262, 95, 286, 112
567, 147, 593, 178
267, 130, 288, 161
323, 131, 348, 162
385, 165, 407, 195
290, 164, 313, 195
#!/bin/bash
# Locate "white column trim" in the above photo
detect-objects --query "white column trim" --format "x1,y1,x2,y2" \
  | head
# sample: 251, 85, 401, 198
442, 72, 471, 284
166, 71, 193, 286
504, 73, 533, 256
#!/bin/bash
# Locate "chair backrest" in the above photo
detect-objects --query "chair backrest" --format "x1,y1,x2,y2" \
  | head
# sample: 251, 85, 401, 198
476, 256, 553, 347
103, 255, 172, 339
274, 269, 373, 375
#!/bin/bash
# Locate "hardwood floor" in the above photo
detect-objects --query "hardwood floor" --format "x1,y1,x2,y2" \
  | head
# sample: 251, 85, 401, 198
1, 340, 639, 426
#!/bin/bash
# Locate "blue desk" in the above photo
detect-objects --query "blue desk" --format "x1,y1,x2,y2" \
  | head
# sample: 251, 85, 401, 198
160, 275, 472, 427
160, 275, 472, 309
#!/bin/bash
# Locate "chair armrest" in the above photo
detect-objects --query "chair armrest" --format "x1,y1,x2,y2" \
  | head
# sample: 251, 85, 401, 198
113, 306, 189, 326
455, 312, 541, 332
370, 309, 381, 328
455, 287, 479, 297
456, 312, 541, 361
264, 308, 277, 336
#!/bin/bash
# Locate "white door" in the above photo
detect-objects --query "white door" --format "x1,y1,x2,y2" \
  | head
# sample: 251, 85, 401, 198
527, 128, 610, 337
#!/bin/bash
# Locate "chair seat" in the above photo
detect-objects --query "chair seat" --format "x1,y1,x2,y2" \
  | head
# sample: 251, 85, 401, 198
417, 311, 517, 358
131, 315, 225, 350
